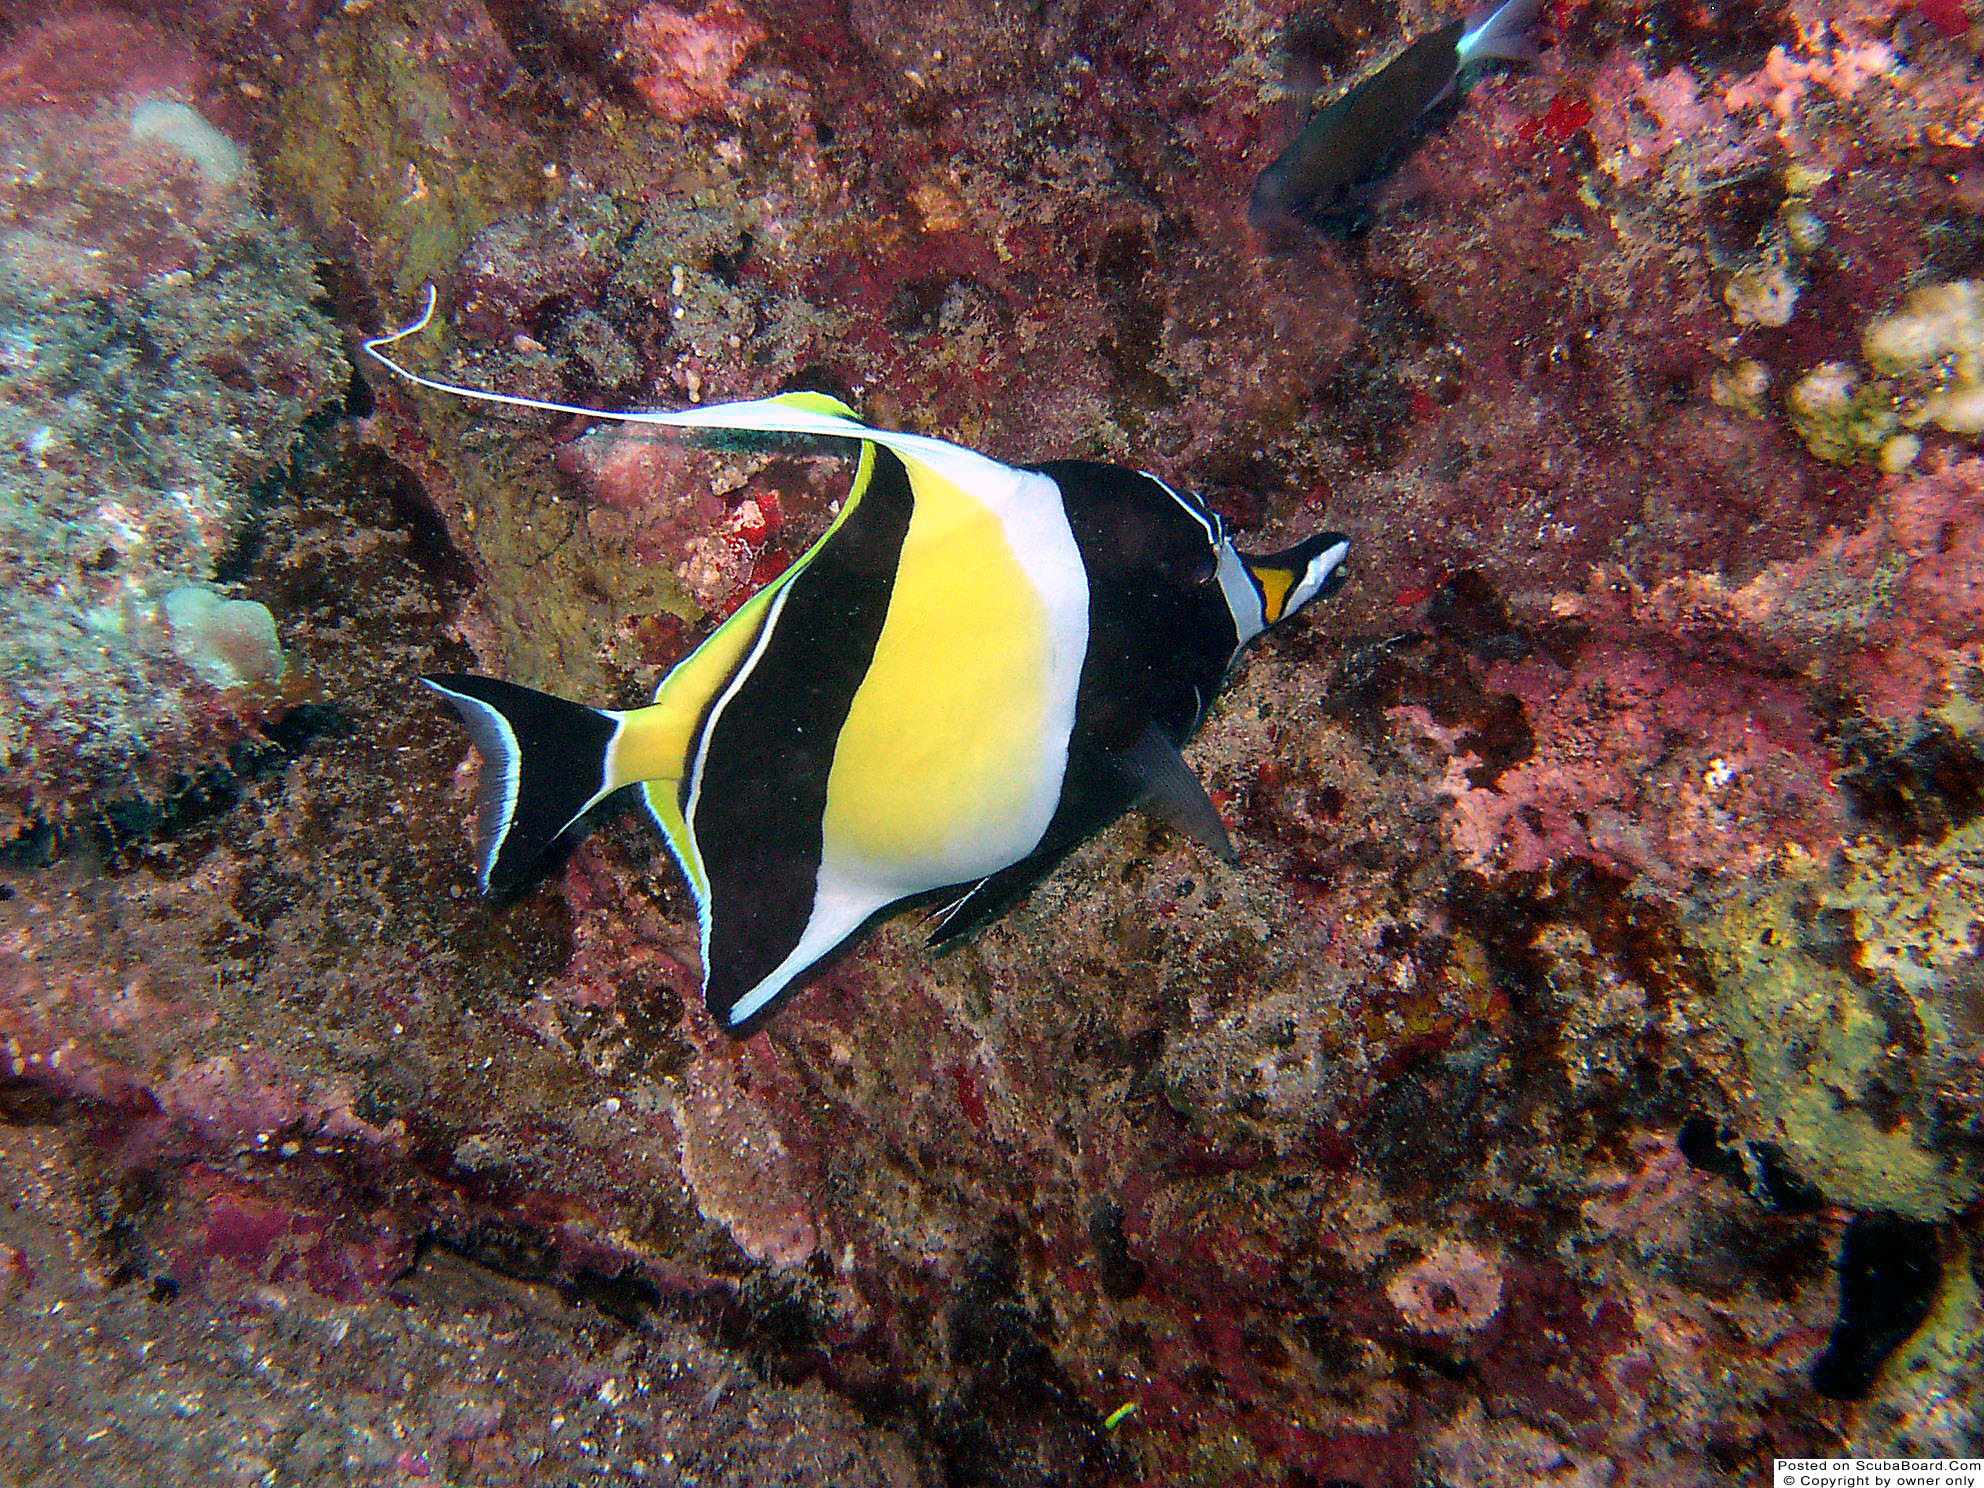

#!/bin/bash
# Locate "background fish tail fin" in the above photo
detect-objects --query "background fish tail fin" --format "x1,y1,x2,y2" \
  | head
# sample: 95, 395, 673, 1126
1457, 0, 1540, 67
422, 674, 621, 895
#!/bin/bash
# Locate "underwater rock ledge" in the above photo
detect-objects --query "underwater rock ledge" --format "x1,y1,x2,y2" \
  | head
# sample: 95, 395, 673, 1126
1, 0, 1983, 1482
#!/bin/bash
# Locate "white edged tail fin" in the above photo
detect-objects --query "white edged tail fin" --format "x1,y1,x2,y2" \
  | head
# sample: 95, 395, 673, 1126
422, 674, 622, 895
1458, 0, 1541, 67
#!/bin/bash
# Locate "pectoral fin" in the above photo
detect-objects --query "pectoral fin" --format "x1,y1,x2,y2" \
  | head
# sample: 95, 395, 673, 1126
1115, 726, 1237, 864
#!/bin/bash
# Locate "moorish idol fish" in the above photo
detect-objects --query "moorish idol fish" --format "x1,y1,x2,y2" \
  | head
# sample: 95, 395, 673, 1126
364, 290, 1350, 1036
1249, 0, 1539, 240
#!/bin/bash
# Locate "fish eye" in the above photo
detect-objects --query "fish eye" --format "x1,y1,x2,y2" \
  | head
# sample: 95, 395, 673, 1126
1180, 549, 1218, 584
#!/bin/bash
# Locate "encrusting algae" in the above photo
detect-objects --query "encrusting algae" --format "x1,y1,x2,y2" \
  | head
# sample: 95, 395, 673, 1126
4, 0, 1984, 1479
1686, 842, 1981, 1221
1783, 278, 1984, 468
1864, 279, 1984, 438
1682, 692, 1984, 1224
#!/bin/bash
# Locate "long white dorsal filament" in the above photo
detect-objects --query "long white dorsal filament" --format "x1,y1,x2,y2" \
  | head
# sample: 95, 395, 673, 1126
360, 285, 884, 440
361, 286, 1037, 496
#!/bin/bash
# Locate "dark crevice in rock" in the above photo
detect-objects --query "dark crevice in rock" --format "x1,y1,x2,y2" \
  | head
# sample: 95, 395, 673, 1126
1094, 222, 1178, 413
1811, 1212, 1944, 1401
91, 706, 349, 872
1831, 715, 1984, 845
1677, 1114, 1828, 1214
1085, 1199, 1146, 1300
1643, 0, 1791, 79
931, 1226, 1124, 1487
1311, 275, 1442, 470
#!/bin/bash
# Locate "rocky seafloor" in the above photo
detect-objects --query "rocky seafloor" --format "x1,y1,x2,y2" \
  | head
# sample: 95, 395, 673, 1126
1, 0, 1982, 1482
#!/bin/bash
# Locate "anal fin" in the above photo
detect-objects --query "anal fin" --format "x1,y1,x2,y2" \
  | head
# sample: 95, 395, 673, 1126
1115, 725, 1238, 864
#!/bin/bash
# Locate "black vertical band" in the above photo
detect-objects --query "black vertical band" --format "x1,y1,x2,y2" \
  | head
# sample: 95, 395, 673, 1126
1029, 461, 1235, 855
690, 447, 917, 1023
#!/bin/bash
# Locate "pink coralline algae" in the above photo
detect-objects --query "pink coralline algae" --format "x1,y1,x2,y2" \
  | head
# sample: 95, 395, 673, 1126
1633, 453, 1984, 724
1408, 448, 1984, 886
1385, 1238, 1508, 1338
556, 427, 806, 610
1397, 602, 1846, 886
3, 0, 1984, 1483
0, 12, 210, 114
616, 0, 770, 121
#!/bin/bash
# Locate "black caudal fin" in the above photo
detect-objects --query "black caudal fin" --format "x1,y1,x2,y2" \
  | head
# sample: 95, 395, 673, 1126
421, 674, 620, 895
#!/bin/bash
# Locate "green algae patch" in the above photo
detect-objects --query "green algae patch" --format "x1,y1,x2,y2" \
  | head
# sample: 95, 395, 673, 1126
268, 7, 850, 698
1784, 361, 1900, 465
1687, 827, 1984, 1221
1867, 1232, 1981, 1426
269, 0, 552, 299
379, 363, 701, 704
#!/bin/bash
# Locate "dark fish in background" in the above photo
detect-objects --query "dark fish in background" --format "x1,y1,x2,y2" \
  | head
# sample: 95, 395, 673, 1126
1249, 0, 1541, 240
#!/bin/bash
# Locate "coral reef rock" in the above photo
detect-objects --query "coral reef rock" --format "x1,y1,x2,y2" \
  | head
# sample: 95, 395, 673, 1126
0, 12, 339, 831
3, 0, 1984, 1481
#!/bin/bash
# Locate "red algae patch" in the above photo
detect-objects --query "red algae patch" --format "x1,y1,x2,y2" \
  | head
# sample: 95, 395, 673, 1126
0, 12, 207, 113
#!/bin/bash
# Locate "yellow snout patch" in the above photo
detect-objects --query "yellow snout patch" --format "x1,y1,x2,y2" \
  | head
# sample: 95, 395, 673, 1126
1250, 563, 1297, 625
